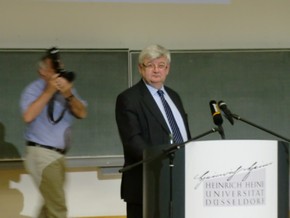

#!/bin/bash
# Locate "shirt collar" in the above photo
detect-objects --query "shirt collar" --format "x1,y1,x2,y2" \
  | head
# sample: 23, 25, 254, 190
143, 80, 165, 96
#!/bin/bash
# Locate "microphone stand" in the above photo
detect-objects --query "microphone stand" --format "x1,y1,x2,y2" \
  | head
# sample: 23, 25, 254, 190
119, 127, 219, 218
231, 113, 290, 143
162, 127, 220, 154
217, 125, 225, 139
119, 127, 219, 173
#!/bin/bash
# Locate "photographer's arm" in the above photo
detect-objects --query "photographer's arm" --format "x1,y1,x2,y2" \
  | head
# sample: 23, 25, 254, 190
65, 95, 87, 119
57, 77, 87, 119
22, 76, 58, 123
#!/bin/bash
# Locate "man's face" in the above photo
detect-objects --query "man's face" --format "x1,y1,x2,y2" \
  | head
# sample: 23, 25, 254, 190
139, 56, 170, 89
38, 58, 56, 80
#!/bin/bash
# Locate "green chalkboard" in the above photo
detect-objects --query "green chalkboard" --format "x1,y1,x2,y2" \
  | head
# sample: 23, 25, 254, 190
2, 48, 290, 163
130, 49, 290, 141
0, 49, 129, 160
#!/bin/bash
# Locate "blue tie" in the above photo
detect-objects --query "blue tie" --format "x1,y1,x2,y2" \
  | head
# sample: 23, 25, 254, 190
157, 90, 183, 143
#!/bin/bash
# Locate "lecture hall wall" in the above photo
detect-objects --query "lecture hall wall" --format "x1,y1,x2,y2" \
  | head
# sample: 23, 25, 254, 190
0, 0, 290, 217
0, 0, 290, 50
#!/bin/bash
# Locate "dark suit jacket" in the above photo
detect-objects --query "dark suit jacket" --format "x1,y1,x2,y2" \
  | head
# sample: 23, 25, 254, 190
115, 79, 191, 204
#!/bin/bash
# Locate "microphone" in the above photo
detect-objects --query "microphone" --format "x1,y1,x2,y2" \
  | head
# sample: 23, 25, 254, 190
218, 101, 234, 125
209, 100, 223, 126
209, 100, 225, 139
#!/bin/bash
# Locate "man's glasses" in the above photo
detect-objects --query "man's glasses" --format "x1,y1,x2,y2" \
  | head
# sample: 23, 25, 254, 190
142, 62, 168, 70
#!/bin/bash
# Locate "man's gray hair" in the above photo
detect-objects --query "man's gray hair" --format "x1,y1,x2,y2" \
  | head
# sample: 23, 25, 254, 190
138, 44, 171, 64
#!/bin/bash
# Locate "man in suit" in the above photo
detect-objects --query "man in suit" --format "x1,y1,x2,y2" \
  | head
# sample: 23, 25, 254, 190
115, 44, 191, 218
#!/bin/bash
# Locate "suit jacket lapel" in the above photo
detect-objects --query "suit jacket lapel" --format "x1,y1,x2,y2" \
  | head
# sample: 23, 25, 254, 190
138, 80, 170, 133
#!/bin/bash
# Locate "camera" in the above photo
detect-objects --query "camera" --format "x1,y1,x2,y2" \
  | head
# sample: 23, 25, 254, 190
46, 47, 76, 82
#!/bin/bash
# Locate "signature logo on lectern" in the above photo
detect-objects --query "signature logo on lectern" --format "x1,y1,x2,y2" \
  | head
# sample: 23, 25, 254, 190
192, 161, 272, 207
193, 161, 272, 189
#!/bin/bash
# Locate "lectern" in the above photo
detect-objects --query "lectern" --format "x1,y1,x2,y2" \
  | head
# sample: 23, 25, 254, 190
143, 140, 289, 218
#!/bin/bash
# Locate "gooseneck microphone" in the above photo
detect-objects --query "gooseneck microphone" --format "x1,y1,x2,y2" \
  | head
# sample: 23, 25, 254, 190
209, 100, 223, 126
218, 100, 234, 125
209, 100, 225, 139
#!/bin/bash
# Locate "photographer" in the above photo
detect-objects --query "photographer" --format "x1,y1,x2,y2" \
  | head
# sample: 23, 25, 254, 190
20, 47, 87, 218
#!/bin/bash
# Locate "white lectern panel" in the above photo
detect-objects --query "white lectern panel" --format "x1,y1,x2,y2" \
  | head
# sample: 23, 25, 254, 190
185, 140, 278, 218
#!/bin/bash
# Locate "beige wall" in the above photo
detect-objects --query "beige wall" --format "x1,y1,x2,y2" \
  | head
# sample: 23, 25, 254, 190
0, 166, 126, 217
0, 0, 290, 50
0, 168, 28, 218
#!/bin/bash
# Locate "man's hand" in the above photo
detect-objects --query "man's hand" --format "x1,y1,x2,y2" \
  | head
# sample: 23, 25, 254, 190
55, 76, 73, 98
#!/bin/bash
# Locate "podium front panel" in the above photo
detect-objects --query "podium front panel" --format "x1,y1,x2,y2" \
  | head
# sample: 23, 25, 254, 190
185, 140, 288, 218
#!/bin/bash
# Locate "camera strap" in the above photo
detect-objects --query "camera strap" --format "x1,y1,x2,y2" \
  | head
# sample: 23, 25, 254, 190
47, 95, 67, 125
